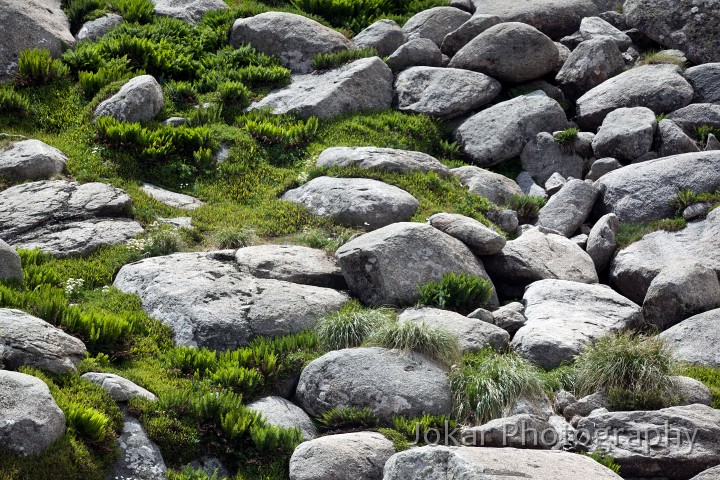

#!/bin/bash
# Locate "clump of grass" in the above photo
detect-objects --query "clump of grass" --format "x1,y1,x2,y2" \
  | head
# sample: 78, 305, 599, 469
391, 414, 456, 443
573, 332, 679, 411
615, 218, 686, 248
238, 110, 319, 148
16, 48, 70, 86
417, 272, 493, 314
316, 300, 394, 350
365, 320, 461, 366
582, 449, 621, 474
637, 50, 686, 68
0, 85, 31, 116
313, 48, 378, 70
316, 406, 379, 431
209, 226, 256, 249
553, 127, 579, 145
696, 125, 720, 145
294, 226, 354, 251
115, 0, 155, 23
450, 348, 548, 424
505, 194, 546, 224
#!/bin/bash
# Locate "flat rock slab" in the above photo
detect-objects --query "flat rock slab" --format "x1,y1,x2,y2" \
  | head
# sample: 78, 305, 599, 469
153, 0, 228, 24
316, 146, 450, 176
0, 139, 67, 181
81, 372, 157, 402
295, 347, 451, 422
659, 309, 720, 368
512, 279, 642, 369
247, 396, 317, 441
249, 57, 392, 119
0, 308, 86, 374
141, 183, 205, 210
0, 180, 143, 257
0, 370, 66, 456
281, 176, 419, 230
235, 244, 345, 289
107, 414, 167, 480
114, 251, 348, 350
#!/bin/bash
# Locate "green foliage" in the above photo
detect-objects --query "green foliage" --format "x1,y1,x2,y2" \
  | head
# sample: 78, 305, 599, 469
365, 320, 461, 366
682, 365, 720, 408
317, 406, 379, 431
392, 414, 456, 444
66, 0, 109, 33
238, 110, 319, 148
217, 80, 251, 108
553, 127, 579, 145
315, 301, 394, 350
696, 125, 720, 144
115, 0, 155, 23
638, 50, 686, 68
417, 272, 493, 313
169, 466, 219, 480
616, 218, 686, 248
313, 47, 378, 70
294, 226, 354, 251
572, 332, 679, 411
209, 226, 256, 249
17, 48, 70, 86
450, 349, 548, 424
505, 194, 546, 224
0, 85, 31, 116
78, 57, 136, 98
582, 449, 622, 474
377, 428, 410, 451
65, 404, 112, 442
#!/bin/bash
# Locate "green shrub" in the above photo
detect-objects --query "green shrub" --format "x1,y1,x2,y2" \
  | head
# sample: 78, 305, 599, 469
164, 80, 197, 107
65, 403, 112, 442
238, 110, 319, 148
217, 81, 250, 107
250, 424, 303, 453
417, 272, 493, 313
115, 0, 155, 23
209, 226, 256, 249
365, 320, 461, 366
317, 406, 379, 431
377, 427, 410, 451
313, 47, 378, 70
392, 414, 456, 444
0, 85, 31, 116
553, 127, 579, 145
697, 125, 720, 145
505, 194, 546, 224
66, 0, 109, 33
17, 48, 70, 86
188, 103, 224, 126
61, 307, 134, 353
582, 449, 621, 474
315, 301, 394, 350
572, 332, 679, 411
165, 346, 219, 376
450, 349, 548, 424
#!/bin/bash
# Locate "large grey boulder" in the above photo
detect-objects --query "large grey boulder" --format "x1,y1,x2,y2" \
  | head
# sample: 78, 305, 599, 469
289, 432, 395, 480
659, 309, 720, 367
107, 414, 167, 480
668, 103, 720, 132
487, 301, 526, 335
692, 465, 720, 480
0, 0, 75, 81
335, 222, 497, 307
235, 244, 345, 289
399, 307, 510, 353
0, 370, 66, 456
461, 414, 556, 448
75, 13, 122, 42
140, 183, 204, 210
536, 179, 599, 237
520, 132, 587, 185
427, 212, 506, 255
654, 119, 701, 157
385, 38, 442, 72
281, 177, 419, 230
0, 308, 86, 374
316, 146, 449, 177
152, 0, 228, 24
249, 57, 393, 119
402, 7, 471, 46
247, 396, 317, 441
577, 405, 720, 479
441, 14, 502, 56
575, 65, 694, 130
556, 38, 625, 100
483, 228, 598, 297
229, 12, 352, 73
94, 75, 164, 122
673, 376, 713, 406
114, 251, 348, 350
586, 213, 619, 272
595, 151, 720, 223
448, 22, 558, 83
516, 171, 548, 199
578, 16, 631, 50
383, 446, 622, 479
585, 157, 621, 181
685, 63, 720, 104
0, 180, 143, 257
352, 19, 405, 57
394, 67, 501, 119
624, 0, 720, 64
0, 139, 66, 181
82, 372, 157, 402
592, 106, 657, 161
0, 239, 22, 283
610, 209, 720, 304
454, 94, 568, 167
295, 347, 451, 422
469, 0, 599, 39
512, 279, 641, 369
642, 263, 720, 330
451, 166, 524, 206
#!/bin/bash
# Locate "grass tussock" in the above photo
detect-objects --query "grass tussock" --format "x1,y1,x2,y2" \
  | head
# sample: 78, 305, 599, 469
315, 301, 395, 350
365, 320, 461, 366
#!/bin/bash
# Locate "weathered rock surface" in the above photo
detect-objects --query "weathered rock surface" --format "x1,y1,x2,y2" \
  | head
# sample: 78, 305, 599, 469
250, 57, 393, 119
516, 171, 548, 199
386, 38, 442, 72
402, 7, 471, 46
152, 0, 228, 24
685, 63, 720, 104
281, 176, 419, 229
595, 151, 720, 223
383, 446, 622, 479
586, 213, 619, 272
75, 13, 122, 41
585, 157, 621, 181
520, 132, 587, 185
394, 67, 500, 119
556, 38, 625, 100
352, 19, 405, 57
141, 183, 205, 210
441, 14, 502, 56
673, 376, 713, 407
455, 94, 568, 167
247, 396, 317, 441
692, 465, 720, 480
655, 119, 701, 157
575, 65, 694, 130
315, 146, 449, 176
0, 139, 66, 180
81, 372, 157, 402
451, 166, 524, 206
659, 309, 720, 367
107, 414, 168, 480
487, 302, 527, 335
427, 212, 506, 255
0, 308, 86, 374
461, 414, 556, 448
335, 222, 497, 306
579, 16, 631, 50
0, 180, 143, 257
114, 251, 348, 350
624, 0, 720, 64
592, 107, 657, 161
668, 103, 720, 132
289, 432, 395, 480
235, 244, 343, 289
577, 405, 720, 479
0, 370, 66, 456
512, 279, 641, 369
536, 179, 599, 237
399, 307, 509, 352
94, 75, 164, 122
295, 347, 451, 421
449, 22, 558, 83
0, 239, 22, 283
229, 12, 352, 73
